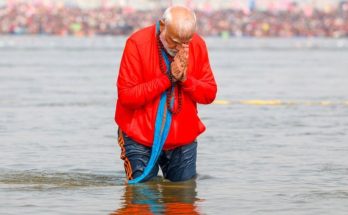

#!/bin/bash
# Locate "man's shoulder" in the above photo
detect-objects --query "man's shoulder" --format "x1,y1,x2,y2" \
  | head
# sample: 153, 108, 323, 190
127, 24, 155, 46
191, 33, 207, 48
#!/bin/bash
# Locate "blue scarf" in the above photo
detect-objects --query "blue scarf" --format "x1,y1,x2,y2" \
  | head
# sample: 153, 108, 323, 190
128, 21, 173, 184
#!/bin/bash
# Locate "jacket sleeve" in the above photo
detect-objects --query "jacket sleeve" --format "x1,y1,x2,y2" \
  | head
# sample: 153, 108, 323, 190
117, 39, 171, 109
181, 40, 217, 104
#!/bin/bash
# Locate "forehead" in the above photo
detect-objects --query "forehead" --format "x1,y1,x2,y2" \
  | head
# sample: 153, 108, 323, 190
165, 23, 193, 43
165, 23, 180, 38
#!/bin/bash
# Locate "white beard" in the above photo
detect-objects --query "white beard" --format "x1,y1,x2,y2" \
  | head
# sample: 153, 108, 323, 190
160, 32, 177, 57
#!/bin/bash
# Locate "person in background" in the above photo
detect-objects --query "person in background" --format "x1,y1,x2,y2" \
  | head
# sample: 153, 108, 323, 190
115, 5, 217, 182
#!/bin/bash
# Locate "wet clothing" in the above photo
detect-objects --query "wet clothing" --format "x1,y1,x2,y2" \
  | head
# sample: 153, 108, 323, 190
115, 24, 217, 150
118, 130, 197, 182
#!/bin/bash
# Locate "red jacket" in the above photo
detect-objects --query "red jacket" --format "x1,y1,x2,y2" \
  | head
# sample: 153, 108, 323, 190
115, 24, 217, 150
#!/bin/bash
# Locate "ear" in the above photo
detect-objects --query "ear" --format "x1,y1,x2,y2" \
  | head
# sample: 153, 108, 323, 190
159, 20, 165, 32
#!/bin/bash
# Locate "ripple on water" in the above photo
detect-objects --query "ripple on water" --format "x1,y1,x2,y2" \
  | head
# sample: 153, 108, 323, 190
0, 170, 124, 190
294, 190, 348, 201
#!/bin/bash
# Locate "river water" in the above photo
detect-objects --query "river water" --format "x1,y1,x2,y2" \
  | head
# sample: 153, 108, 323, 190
1, 36, 348, 214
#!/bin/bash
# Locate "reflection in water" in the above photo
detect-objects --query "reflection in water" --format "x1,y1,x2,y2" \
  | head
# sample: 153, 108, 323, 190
111, 178, 200, 215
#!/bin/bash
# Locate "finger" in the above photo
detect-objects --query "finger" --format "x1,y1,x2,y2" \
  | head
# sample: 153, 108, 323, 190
177, 48, 185, 57
181, 43, 189, 48
178, 52, 187, 62
184, 51, 189, 59
183, 47, 189, 53
173, 70, 182, 81
182, 44, 189, 52
174, 51, 183, 60
181, 45, 188, 53
181, 48, 189, 57
179, 43, 188, 49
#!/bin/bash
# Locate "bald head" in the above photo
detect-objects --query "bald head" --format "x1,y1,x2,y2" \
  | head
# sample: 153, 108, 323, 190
161, 6, 197, 42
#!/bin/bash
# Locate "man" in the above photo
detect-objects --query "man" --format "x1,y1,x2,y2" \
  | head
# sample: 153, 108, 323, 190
115, 5, 217, 182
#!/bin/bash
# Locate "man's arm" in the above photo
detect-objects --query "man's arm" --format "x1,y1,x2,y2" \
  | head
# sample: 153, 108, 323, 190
117, 39, 171, 109
181, 41, 217, 104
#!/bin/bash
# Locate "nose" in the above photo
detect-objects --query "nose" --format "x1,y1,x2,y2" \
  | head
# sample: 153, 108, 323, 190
181, 43, 189, 47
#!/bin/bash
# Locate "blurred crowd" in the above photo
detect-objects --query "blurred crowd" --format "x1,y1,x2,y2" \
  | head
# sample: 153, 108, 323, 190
0, 1, 348, 37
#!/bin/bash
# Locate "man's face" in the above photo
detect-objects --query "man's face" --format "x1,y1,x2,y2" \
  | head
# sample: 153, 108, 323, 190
160, 20, 192, 56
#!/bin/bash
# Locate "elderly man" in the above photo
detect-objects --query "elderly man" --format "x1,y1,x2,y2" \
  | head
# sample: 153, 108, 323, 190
115, 6, 217, 183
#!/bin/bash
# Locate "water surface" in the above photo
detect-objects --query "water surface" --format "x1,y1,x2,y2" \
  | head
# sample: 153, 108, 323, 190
1, 36, 348, 214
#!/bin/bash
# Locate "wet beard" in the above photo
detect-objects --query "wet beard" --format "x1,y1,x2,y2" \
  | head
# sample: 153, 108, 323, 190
160, 32, 177, 57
